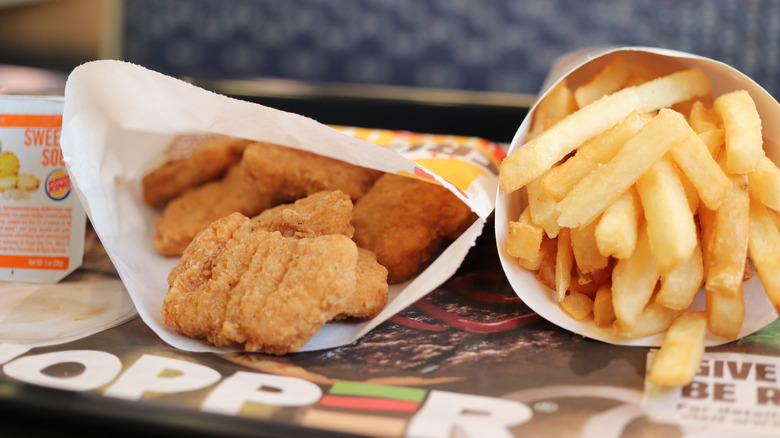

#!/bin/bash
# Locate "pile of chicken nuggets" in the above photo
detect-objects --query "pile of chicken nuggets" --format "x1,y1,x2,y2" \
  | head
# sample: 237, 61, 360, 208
143, 135, 475, 355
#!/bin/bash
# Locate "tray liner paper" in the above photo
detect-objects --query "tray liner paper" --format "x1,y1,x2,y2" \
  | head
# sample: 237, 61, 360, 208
60, 60, 500, 353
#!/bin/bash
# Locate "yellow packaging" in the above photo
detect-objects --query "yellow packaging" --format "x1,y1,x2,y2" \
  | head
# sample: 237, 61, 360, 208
0, 96, 86, 283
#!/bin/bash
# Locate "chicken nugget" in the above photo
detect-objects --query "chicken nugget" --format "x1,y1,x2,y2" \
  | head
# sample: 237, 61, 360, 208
352, 174, 476, 283
242, 142, 382, 202
153, 162, 276, 256
163, 212, 364, 354
162, 212, 261, 342
335, 248, 389, 320
218, 232, 359, 354
142, 135, 251, 207
253, 190, 354, 238
253, 190, 388, 321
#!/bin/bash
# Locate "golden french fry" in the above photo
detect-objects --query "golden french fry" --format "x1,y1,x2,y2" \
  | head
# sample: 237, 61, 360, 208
648, 311, 707, 387
713, 90, 763, 174
555, 228, 574, 302
595, 186, 642, 260
656, 242, 704, 310
569, 263, 612, 297
747, 155, 780, 211
611, 221, 659, 328
697, 129, 725, 158
623, 60, 663, 87
570, 220, 610, 273
557, 109, 692, 229
500, 68, 712, 194
542, 110, 647, 201
526, 175, 560, 238
747, 197, 780, 314
700, 170, 749, 298
688, 100, 720, 134
574, 56, 631, 107
534, 237, 557, 290
593, 284, 616, 328
561, 292, 594, 320
528, 79, 579, 140
635, 156, 698, 274
507, 206, 545, 270
668, 127, 732, 210
613, 301, 684, 338
706, 283, 745, 340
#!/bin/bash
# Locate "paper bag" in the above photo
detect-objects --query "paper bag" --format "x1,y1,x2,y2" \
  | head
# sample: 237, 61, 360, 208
60, 60, 500, 353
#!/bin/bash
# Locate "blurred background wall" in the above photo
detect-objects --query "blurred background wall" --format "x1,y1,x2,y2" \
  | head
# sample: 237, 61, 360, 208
0, 0, 778, 99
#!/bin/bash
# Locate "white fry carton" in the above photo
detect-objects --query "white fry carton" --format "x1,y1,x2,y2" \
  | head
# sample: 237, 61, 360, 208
495, 46, 780, 347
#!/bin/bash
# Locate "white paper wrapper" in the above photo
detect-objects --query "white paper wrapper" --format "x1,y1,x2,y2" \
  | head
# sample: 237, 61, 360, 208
496, 46, 780, 347
60, 60, 500, 353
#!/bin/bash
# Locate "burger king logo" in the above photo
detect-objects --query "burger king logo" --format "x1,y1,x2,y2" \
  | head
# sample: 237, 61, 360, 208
45, 169, 71, 201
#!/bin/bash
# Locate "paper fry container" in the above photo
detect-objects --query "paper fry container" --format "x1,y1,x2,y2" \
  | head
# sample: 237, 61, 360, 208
496, 46, 780, 347
60, 60, 501, 353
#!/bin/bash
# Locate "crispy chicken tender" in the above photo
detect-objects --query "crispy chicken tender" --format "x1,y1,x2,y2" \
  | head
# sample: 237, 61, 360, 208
142, 135, 251, 207
164, 204, 388, 354
253, 190, 387, 321
253, 190, 355, 238
336, 248, 389, 320
242, 142, 383, 202
153, 162, 276, 256
352, 173, 476, 283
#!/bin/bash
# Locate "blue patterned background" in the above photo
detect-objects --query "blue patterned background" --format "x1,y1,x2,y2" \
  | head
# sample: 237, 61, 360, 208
122, 0, 780, 99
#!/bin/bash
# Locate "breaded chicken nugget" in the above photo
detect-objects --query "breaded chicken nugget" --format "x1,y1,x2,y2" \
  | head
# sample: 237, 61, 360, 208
253, 190, 387, 321
352, 173, 476, 283
218, 231, 359, 354
153, 162, 276, 256
335, 248, 389, 320
163, 212, 261, 342
142, 135, 251, 206
163, 212, 387, 354
253, 190, 355, 238
242, 142, 382, 202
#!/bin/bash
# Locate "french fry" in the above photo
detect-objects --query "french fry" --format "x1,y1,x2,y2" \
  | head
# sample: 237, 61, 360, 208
555, 228, 574, 302
706, 283, 745, 340
507, 206, 545, 270
569, 262, 612, 297
688, 100, 720, 134
623, 60, 663, 87
595, 186, 642, 260
747, 197, 780, 314
560, 292, 594, 320
557, 109, 691, 229
656, 242, 704, 310
570, 220, 610, 273
700, 169, 749, 298
613, 301, 684, 339
697, 128, 725, 158
611, 222, 659, 328
593, 284, 616, 328
636, 156, 698, 274
713, 90, 763, 174
668, 127, 732, 210
528, 79, 579, 140
500, 68, 712, 194
747, 155, 780, 211
541, 110, 647, 201
574, 56, 631, 107
534, 236, 557, 291
526, 175, 560, 238
648, 311, 707, 386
